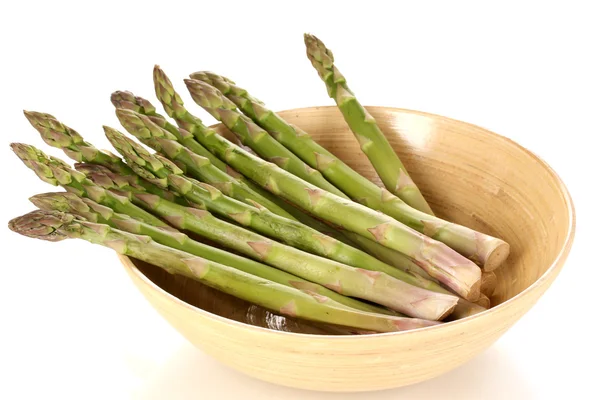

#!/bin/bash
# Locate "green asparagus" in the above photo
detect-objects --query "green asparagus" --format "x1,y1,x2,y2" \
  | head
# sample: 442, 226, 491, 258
304, 34, 434, 215
10, 210, 439, 332
30, 192, 394, 315
10, 143, 167, 228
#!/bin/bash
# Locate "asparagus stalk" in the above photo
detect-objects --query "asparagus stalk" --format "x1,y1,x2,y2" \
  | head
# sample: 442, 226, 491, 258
156, 66, 346, 198
80, 159, 483, 319
10, 210, 439, 333
10, 143, 167, 228
303, 34, 433, 216
30, 192, 393, 316
180, 80, 482, 300
345, 231, 432, 279
113, 108, 297, 221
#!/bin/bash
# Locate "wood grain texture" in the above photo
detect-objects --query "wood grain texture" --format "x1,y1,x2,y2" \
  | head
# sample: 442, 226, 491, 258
119, 106, 575, 392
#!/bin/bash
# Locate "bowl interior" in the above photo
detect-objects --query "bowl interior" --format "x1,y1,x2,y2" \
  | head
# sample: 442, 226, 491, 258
131, 106, 573, 334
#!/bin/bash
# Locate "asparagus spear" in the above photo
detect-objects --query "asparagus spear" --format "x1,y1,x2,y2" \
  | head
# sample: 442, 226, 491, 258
186, 79, 508, 272
155, 66, 346, 198
113, 108, 298, 221
303, 34, 433, 216
80, 160, 483, 319
180, 80, 482, 300
10, 143, 167, 228
30, 192, 393, 316
10, 210, 439, 333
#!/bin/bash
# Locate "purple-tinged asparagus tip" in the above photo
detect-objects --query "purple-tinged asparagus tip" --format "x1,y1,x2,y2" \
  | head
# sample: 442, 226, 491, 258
8, 210, 73, 242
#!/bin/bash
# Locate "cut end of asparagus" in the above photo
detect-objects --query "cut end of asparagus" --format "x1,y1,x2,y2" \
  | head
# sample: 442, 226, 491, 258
481, 240, 510, 272
8, 209, 72, 242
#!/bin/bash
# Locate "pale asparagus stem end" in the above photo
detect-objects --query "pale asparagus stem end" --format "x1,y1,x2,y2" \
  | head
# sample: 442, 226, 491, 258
482, 241, 510, 271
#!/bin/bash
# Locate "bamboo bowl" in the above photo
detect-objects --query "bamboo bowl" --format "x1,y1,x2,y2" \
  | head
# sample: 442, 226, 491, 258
119, 106, 575, 392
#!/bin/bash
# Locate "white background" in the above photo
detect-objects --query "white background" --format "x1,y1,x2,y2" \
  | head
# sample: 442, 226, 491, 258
1, 1, 598, 399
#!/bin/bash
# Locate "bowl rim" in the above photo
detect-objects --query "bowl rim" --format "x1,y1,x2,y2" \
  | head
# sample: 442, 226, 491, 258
120, 105, 576, 339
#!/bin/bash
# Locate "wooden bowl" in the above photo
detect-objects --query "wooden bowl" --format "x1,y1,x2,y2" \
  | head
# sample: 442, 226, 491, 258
119, 106, 575, 392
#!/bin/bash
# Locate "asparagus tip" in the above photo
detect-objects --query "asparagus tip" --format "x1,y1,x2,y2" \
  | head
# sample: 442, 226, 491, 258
8, 210, 70, 242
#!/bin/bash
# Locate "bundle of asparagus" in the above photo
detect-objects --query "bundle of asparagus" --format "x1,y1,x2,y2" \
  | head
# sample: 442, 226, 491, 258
9, 33, 508, 334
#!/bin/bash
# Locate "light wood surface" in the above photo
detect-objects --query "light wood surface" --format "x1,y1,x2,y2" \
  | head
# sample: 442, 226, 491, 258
119, 106, 575, 392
